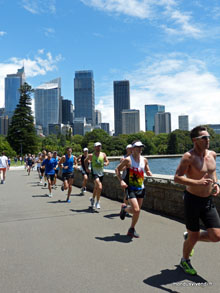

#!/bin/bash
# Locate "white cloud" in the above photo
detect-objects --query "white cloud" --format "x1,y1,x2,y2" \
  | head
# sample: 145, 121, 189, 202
97, 54, 220, 132
163, 8, 202, 38
0, 31, 7, 37
96, 96, 114, 131
81, 0, 152, 19
0, 51, 62, 107
21, 0, 56, 14
44, 27, 55, 37
81, 0, 202, 38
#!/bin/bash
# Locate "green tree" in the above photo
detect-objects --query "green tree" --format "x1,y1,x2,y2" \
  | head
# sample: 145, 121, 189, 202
0, 135, 16, 157
82, 129, 109, 148
7, 82, 38, 155
167, 132, 179, 154
72, 134, 83, 145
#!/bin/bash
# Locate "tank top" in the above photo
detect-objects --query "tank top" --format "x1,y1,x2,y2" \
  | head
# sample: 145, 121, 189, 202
63, 155, 74, 173
124, 155, 145, 191
91, 152, 104, 176
81, 155, 86, 171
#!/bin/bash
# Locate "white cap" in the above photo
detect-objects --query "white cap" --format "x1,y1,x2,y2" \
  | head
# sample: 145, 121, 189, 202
126, 144, 133, 149
83, 148, 88, 152
132, 141, 144, 147
94, 142, 102, 147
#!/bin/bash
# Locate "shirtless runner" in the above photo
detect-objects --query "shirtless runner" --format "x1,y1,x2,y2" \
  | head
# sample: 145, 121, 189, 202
174, 125, 220, 275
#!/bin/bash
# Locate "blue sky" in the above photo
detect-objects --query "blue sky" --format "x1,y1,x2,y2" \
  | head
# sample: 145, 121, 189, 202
1, 0, 220, 131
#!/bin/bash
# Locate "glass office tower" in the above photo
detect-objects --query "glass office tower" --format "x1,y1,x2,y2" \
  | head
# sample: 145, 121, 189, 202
114, 80, 130, 136
154, 112, 171, 135
178, 115, 189, 131
34, 78, 62, 135
145, 104, 165, 132
122, 109, 140, 134
74, 70, 95, 126
5, 66, 25, 117
62, 99, 73, 125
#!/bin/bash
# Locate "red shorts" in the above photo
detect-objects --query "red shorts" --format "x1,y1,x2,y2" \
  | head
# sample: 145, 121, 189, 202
0, 168, 6, 171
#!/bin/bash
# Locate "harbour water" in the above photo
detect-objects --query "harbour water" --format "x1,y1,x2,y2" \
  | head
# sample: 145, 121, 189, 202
106, 156, 220, 177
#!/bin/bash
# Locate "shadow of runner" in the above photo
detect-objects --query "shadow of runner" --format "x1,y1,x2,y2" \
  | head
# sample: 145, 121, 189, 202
32, 194, 48, 198
104, 213, 132, 220
70, 208, 99, 214
143, 265, 208, 293
104, 213, 119, 219
95, 233, 133, 243
48, 200, 68, 203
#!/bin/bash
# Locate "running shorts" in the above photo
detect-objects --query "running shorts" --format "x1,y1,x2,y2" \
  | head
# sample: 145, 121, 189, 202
46, 174, 55, 181
184, 190, 220, 232
92, 174, 104, 183
62, 172, 74, 181
126, 188, 145, 200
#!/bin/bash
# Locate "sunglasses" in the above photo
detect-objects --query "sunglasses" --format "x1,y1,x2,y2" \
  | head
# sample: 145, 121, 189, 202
194, 135, 210, 140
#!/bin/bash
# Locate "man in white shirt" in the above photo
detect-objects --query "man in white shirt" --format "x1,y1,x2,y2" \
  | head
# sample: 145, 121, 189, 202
0, 152, 8, 184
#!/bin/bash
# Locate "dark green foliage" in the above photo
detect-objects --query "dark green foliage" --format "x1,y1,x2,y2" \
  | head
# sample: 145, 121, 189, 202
7, 82, 38, 155
0, 135, 16, 157
167, 130, 192, 154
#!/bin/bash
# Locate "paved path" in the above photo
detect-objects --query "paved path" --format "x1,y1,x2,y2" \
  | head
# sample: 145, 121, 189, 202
0, 170, 219, 293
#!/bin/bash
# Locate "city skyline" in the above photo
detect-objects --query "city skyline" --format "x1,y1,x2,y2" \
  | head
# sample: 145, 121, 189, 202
1, 1, 220, 131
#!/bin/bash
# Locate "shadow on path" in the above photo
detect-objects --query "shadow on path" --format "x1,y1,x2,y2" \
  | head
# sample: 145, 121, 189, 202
104, 212, 132, 220
143, 265, 208, 293
48, 200, 68, 204
95, 233, 133, 243
32, 194, 48, 198
70, 208, 99, 214
104, 213, 119, 219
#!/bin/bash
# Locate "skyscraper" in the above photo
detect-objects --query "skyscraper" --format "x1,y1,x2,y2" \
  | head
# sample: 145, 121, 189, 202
155, 112, 171, 135
101, 123, 110, 134
5, 66, 25, 117
178, 115, 189, 131
34, 78, 62, 135
95, 109, 102, 125
74, 70, 95, 126
114, 80, 130, 136
145, 104, 165, 132
122, 109, 140, 134
62, 99, 73, 125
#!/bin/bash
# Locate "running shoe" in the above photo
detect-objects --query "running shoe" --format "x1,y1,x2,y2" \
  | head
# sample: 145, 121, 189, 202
61, 185, 64, 191
127, 228, 140, 238
183, 232, 194, 257
66, 199, 71, 203
180, 258, 197, 275
48, 193, 53, 198
44, 183, 47, 187
90, 197, 95, 208
96, 201, 101, 209
120, 205, 127, 220
80, 187, 84, 195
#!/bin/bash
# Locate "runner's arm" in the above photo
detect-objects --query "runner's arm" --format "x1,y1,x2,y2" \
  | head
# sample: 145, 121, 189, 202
74, 156, 78, 169
104, 154, 109, 166
115, 158, 130, 189
144, 158, 152, 176
84, 154, 92, 173
58, 156, 65, 168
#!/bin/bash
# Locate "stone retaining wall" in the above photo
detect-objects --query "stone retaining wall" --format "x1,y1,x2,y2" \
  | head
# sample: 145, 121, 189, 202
65, 169, 220, 221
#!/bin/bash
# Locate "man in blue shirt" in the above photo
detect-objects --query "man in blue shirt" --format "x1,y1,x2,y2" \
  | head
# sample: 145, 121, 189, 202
41, 151, 57, 197
58, 147, 77, 203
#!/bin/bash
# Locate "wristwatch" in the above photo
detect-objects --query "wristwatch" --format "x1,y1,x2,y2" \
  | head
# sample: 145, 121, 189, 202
213, 182, 220, 187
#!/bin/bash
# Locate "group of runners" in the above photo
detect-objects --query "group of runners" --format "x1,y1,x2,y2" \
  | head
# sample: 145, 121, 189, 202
1, 125, 220, 276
